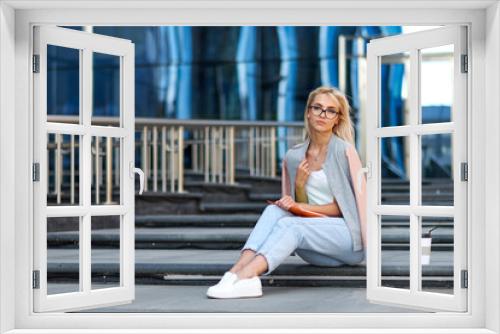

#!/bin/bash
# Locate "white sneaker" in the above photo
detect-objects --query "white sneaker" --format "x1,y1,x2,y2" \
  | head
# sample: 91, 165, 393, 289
207, 275, 263, 299
206, 271, 238, 297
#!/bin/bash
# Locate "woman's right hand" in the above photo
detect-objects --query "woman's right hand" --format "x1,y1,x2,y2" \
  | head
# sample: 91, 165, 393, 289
295, 158, 310, 188
274, 195, 296, 210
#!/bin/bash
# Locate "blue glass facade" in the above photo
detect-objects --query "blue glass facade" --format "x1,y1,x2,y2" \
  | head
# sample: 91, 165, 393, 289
50, 26, 451, 179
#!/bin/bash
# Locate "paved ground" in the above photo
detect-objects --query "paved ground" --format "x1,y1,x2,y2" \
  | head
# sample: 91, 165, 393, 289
46, 284, 450, 313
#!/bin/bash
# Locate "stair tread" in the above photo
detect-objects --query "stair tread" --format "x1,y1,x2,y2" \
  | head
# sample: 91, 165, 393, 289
135, 214, 261, 223
50, 226, 454, 239
48, 248, 453, 268
135, 213, 452, 221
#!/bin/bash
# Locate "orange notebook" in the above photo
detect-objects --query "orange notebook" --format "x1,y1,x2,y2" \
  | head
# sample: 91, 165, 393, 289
266, 200, 327, 218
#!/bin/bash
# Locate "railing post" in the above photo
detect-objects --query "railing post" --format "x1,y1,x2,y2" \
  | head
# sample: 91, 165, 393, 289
55, 133, 62, 204
169, 127, 175, 192
218, 126, 223, 183
106, 136, 113, 204
192, 129, 198, 172
265, 127, 270, 177
229, 126, 235, 184
255, 127, 260, 176
178, 126, 184, 193
70, 135, 75, 204
161, 126, 167, 192
271, 126, 276, 177
249, 127, 254, 176
152, 126, 158, 192
142, 126, 148, 192
114, 138, 119, 187
204, 126, 209, 183
198, 129, 204, 174
224, 127, 229, 184
210, 126, 216, 183
95, 136, 101, 204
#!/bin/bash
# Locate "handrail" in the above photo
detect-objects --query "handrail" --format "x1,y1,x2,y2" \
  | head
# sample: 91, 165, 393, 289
47, 115, 304, 128
45, 115, 306, 205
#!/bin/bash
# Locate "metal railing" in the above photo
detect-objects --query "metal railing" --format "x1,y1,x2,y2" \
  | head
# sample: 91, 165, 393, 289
46, 116, 305, 204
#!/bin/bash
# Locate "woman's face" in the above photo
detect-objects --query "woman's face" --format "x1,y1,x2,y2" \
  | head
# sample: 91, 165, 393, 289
307, 93, 340, 134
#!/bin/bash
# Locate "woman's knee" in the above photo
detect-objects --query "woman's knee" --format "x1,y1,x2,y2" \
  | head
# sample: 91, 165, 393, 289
343, 249, 365, 265
295, 249, 345, 267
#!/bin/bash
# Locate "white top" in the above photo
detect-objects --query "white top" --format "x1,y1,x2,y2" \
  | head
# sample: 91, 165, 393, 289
305, 168, 335, 205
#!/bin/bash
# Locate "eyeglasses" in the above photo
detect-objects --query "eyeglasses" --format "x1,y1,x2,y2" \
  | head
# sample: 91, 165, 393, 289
308, 104, 339, 119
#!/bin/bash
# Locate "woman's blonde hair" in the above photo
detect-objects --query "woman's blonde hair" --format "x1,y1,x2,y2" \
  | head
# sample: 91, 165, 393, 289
303, 86, 355, 145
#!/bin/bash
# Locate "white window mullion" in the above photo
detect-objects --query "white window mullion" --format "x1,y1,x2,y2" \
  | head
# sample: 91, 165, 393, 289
35, 32, 49, 306
374, 122, 454, 137
409, 48, 420, 294
453, 25, 468, 304
45, 123, 127, 138
121, 43, 135, 294
81, 46, 92, 294
373, 205, 455, 217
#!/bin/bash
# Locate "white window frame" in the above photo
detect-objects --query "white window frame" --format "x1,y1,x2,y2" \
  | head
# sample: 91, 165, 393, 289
365, 25, 469, 313
0, 1, 499, 333
32, 25, 136, 313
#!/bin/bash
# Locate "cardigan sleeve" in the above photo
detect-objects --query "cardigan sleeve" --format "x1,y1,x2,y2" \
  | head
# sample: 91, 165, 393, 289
281, 158, 291, 197
346, 144, 367, 251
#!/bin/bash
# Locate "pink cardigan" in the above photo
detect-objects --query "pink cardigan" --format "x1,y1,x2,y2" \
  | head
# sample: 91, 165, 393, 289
280, 144, 368, 250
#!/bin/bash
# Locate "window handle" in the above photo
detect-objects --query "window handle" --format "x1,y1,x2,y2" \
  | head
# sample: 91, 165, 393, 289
356, 162, 371, 194
130, 162, 145, 195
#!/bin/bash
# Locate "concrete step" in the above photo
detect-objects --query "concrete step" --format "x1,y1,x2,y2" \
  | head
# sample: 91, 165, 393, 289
247, 192, 282, 201
248, 192, 453, 202
135, 213, 453, 228
135, 191, 204, 215
382, 193, 453, 200
48, 226, 455, 250
47, 249, 454, 288
183, 181, 252, 203
200, 200, 457, 213
200, 202, 268, 213
380, 200, 453, 205
135, 213, 261, 228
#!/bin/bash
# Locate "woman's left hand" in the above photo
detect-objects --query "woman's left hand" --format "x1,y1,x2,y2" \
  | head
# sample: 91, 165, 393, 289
275, 195, 297, 210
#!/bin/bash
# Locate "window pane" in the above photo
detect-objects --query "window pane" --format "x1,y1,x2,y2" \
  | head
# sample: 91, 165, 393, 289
380, 51, 410, 127
380, 136, 410, 205
420, 216, 454, 295
91, 136, 121, 205
47, 216, 80, 295
421, 133, 453, 206
47, 44, 80, 124
380, 215, 410, 290
92, 52, 121, 127
47, 133, 81, 206
91, 215, 121, 290
420, 44, 453, 124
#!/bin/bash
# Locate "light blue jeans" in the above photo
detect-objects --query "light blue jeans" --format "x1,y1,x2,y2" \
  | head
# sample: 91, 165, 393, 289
240, 204, 365, 275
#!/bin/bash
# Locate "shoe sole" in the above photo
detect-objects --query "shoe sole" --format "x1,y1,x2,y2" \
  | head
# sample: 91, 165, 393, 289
207, 292, 263, 299
206, 287, 263, 299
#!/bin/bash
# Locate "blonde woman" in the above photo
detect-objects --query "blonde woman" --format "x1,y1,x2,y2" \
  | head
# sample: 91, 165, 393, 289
207, 86, 367, 299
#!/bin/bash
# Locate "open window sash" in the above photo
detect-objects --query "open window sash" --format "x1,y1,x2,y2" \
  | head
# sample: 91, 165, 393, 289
365, 25, 468, 312
33, 25, 137, 312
